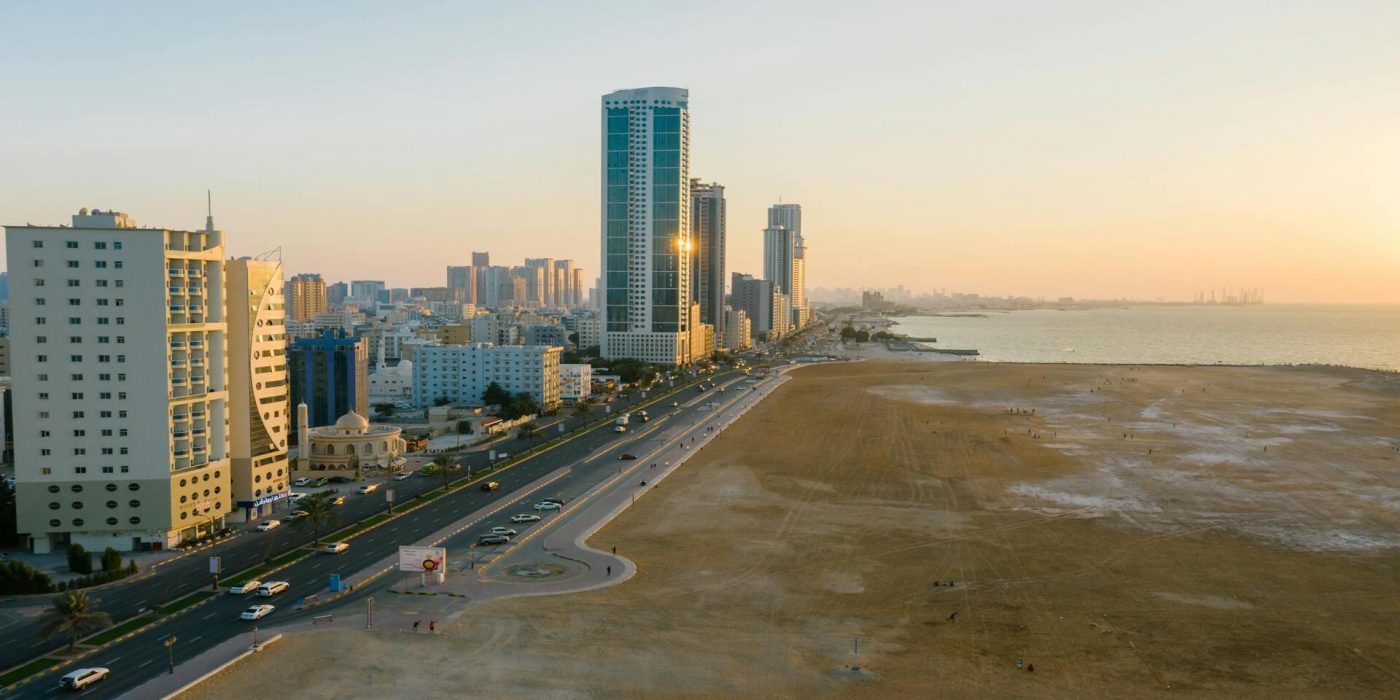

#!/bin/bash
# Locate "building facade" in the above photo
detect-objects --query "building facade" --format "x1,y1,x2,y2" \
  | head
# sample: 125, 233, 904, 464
412, 343, 562, 409
289, 329, 369, 429
559, 363, 593, 401
600, 86, 695, 365
7, 209, 232, 553
295, 409, 405, 479
285, 273, 326, 322
731, 273, 774, 340
690, 180, 726, 349
724, 306, 752, 351
226, 258, 290, 522
765, 203, 807, 330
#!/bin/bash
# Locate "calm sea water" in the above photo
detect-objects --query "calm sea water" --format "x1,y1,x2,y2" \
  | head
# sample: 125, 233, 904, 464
892, 305, 1400, 371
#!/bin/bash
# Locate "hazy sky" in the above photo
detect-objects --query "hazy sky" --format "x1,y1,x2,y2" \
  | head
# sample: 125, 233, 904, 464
2, 1, 1397, 303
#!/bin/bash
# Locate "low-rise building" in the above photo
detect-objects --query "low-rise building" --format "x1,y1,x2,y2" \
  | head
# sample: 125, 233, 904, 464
294, 408, 406, 479
559, 363, 593, 401
412, 343, 562, 409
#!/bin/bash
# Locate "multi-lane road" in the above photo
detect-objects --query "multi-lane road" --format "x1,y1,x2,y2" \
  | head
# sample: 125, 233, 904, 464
9, 369, 767, 698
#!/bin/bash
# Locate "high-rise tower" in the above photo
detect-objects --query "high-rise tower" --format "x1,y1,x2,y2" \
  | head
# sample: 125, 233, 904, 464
600, 87, 695, 365
690, 180, 726, 349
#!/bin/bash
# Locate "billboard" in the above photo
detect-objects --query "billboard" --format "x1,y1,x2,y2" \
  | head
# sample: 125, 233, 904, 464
398, 545, 447, 573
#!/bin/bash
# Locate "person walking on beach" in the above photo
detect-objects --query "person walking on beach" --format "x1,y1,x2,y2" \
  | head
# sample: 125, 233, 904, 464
607, 565, 612, 576
429, 620, 436, 633
412, 620, 421, 632
948, 611, 958, 622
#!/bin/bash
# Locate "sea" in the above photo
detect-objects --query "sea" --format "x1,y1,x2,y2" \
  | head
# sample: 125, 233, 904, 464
891, 304, 1400, 371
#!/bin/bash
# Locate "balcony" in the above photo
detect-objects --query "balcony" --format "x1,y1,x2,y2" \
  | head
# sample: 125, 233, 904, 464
191, 358, 205, 367
191, 410, 206, 419
171, 377, 188, 387
189, 340, 205, 349
174, 449, 190, 458
171, 360, 187, 369
170, 339, 186, 350
168, 286, 184, 295
172, 430, 189, 439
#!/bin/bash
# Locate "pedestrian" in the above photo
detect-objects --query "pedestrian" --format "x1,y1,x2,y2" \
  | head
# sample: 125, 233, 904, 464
413, 620, 421, 632
429, 620, 436, 633
607, 565, 612, 576
948, 611, 958, 622
612, 546, 617, 555
1017, 658, 1024, 671
1027, 663, 1034, 673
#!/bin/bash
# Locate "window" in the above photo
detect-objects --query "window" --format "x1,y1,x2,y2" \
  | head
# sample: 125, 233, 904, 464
102, 467, 114, 474
97, 299, 108, 306
120, 466, 129, 473
128, 500, 141, 508
99, 373, 110, 381
115, 280, 123, 287
71, 374, 82, 381
68, 298, 80, 306
69, 336, 82, 343
114, 261, 123, 269
95, 261, 107, 268
67, 280, 79, 287
36, 336, 47, 343
71, 393, 83, 401
72, 411, 84, 418
100, 392, 111, 400
115, 299, 124, 306
70, 355, 81, 362
99, 411, 112, 418
66, 241, 78, 249
106, 517, 118, 525
41, 468, 52, 475
118, 411, 127, 418
74, 466, 86, 473
37, 374, 48, 382
119, 429, 128, 437
120, 447, 128, 455
48, 485, 60, 493
72, 429, 85, 437
68, 317, 80, 324
96, 280, 108, 287
33, 240, 43, 248
98, 355, 110, 362
35, 298, 46, 305
95, 242, 107, 250
49, 502, 60, 510
73, 448, 86, 456
37, 393, 48, 400
35, 317, 46, 325
72, 519, 84, 527
40, 430, 50, 437
34, 278, 45, 287
66, 261, 79, 268
37, 355, 47, 362
114, 242, 122, 250
118, 392, 126, 400
33, 260, 44, 267
128, 483, 140, 491
101, 448, 113, 455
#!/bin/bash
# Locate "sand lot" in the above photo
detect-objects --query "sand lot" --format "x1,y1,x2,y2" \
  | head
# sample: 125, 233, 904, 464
188, 363, 1400, 699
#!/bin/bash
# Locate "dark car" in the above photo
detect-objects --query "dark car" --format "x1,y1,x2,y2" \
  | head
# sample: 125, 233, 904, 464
619, 453, 637, 461
328, 476, 353, 484
480, 481, 500, 492
542, 497, 566, 505
309, 478, 329, 487
477, 534, 510, 546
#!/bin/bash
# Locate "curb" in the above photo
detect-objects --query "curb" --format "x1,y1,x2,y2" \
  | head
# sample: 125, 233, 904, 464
160, 634, 283, 700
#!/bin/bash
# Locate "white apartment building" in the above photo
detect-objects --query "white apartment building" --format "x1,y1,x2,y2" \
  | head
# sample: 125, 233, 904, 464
600, 87, 697, 365
724, 306, 751, 351
559, 363, 593, 401
412, 343, 561, 409
6, 209, 232, 553
226, 257, 290, 523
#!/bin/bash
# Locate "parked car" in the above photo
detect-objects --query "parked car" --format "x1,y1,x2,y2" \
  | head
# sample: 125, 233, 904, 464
356, 483, 380, 495
292, 477, 311, 487
480, 481, 500, 492
256, 581, 290, 597
240, 604, 275, 621
323, 542, 349, 554
509, 514, 541, 523
255, 520, 281, 532
285, 510, 307, 521
489, 526, 518, 537
228, 580, 261, 595
619, 453, 637, 461
287, 492, 308, 503
533, 501, 562, 511
329, 476, 353, 484
58, 668, 109, 691
477, 534, 510, 546
309, 478, 330, 487
393, 471, 414, 481
542, 498, 566, 505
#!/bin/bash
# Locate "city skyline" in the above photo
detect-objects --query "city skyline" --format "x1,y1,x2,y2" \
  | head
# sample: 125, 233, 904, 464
0, 3, 1396, 303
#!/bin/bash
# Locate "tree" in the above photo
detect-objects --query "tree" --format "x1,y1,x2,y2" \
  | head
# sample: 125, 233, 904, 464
39, 590, 112, 653
573, 399, 592, 417
501, 392, 540, 421
516, 422, 537, 440
100, 547, 122, 573
433, 396, 452, 407
568, 331, 580, 346
456, 419, 473, 435
840, 326, 857, 341
291, 492, 341, 545
0, 560, 53, 595
373, 402, 396, 417
67, 544, 92, 575
481, 381, 511, 408
0, 480, 18, 548
854, 329, 870, 343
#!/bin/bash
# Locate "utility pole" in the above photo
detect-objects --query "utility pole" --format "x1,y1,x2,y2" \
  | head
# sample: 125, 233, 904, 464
366, 597, 374, 629
162, 635, 177, 675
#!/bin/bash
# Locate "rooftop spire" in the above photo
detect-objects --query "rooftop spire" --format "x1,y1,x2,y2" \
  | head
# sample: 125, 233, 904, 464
205, 189, 215, 232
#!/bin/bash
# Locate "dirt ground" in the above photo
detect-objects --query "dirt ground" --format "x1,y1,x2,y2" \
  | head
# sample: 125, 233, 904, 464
188, 363, 1400, 699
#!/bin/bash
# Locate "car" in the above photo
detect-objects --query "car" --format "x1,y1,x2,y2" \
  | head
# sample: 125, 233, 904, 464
490, 526, 518, 537
480, 481, 500, 492
256, 581, 290, 597
640, 414, 651, 422
58, 668, 110, 690
323, 542, 349, 554
613, 425, 626, 433
309, 478, 329, 487
255, 520, 281, 532
240, 604, 276, 621
509, 514, 541, 523
671, 401, 680, 408
477, 534, 510, 546
329, 495, 346, 506
393, 471, 414, 481
533, 501, 562, 511
542, 497, 566, 505
228, 580, 262, 595
285, 510, 307, 521
287, 492, 308, 502
292, 477, 311, 487
329, 476, 353, 484
619, 453, 637, 461
356, 483, 380, 495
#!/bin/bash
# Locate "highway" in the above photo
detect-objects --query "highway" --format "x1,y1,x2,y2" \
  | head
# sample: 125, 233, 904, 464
10, 369, 765, 698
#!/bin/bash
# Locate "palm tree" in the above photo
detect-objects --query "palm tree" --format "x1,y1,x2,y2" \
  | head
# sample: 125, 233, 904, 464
292, 492, 340, 545
39, 590, 112, 653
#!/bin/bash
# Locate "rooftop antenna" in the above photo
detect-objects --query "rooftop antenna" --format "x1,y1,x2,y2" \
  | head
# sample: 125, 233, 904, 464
205, 189, 216, 232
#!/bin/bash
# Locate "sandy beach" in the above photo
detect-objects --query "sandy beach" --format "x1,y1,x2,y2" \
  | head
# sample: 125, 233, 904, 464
186, 361, 1400, 699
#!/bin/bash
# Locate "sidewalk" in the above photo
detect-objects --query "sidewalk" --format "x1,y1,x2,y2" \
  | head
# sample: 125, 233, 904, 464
114, 631, 281, 700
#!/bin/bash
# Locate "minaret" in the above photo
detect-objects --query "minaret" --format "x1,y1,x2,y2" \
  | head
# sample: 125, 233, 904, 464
297, 402, 310, 474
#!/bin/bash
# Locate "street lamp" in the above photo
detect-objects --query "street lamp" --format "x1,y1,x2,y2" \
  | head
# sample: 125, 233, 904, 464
162, 634, 177, 675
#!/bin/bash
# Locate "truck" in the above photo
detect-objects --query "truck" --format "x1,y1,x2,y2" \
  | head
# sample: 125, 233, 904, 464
615, 415, 629, 427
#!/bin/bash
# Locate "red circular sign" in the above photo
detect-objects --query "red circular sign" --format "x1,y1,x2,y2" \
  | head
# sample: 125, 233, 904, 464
422, 559, 438, 571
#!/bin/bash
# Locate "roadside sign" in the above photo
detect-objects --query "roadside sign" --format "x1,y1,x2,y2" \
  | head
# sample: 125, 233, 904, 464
208, 556, 221, 574
385, 488, 395, 503
397, 545, 446, 573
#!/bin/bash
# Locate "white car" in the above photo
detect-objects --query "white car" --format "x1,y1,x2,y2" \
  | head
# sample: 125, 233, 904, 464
58, 667, 110, 690
613, 425, 626, 433
356, 483, 380, 495
509, 514, 541, 523
256, 581, 290, 597
533, 501, 562, 511
255, 520, 281, 532
324, 542, 349, 554
240, 604, 275, 621
228, 580, 262, 595
490, 526, 518, 537
393, 471, 414, 481
292, 477, 311, 487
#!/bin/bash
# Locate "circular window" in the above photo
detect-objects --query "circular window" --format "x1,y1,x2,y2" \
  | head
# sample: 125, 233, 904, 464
106, 517, 118, 526
263, 412, 270, 420
180, 495, 187, 503
179, 479, 187, 487
254, 474, 261, 483
276, 469, 283, 477
71, 501, 84, 510
202, 473, 210, 482
128, 500, 140, 508
48, 502, 60, 510
202, 489, 210, 497
213, 486, 221, 494
72, 518, 84, 527
48, 485, 60, 494
215, 501, 222, 510
49, 519, 61, 527
256, 383, 262, 390
128, 483, 140, 491
253, 351, 260, 359
180, 511, 188, 520
129, 516, 141, 525
71, 484, 84, 493
255, 489, 262, 497
106, 500, 117, 509
214, 471, 221, 479
106, 483, 118, 492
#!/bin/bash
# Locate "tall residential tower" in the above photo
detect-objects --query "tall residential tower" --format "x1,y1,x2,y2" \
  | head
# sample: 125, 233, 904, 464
600, 86, 697, 365
690, 180, 726, 349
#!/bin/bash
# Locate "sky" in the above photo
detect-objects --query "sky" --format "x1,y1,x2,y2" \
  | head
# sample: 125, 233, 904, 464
1, 1, 1397, 303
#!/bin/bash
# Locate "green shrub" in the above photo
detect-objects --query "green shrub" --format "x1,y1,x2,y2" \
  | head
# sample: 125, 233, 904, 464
101, 547, 122, 573
0, 559, 54, 595
67, 543, 92, 574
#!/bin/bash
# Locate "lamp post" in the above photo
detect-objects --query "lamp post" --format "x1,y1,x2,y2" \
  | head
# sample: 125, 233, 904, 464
162, 635, 177, 675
